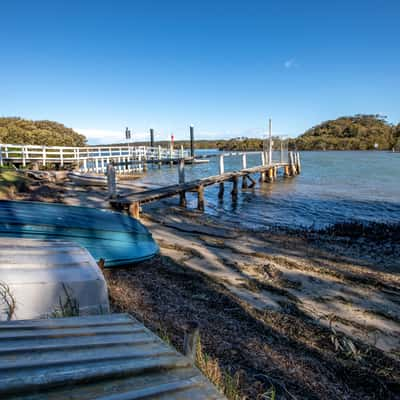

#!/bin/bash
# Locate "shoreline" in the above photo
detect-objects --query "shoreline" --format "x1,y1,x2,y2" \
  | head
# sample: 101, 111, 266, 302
1, 174, 400, 398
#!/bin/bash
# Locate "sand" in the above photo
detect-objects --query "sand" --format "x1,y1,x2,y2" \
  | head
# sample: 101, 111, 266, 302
2, 176, 399, 399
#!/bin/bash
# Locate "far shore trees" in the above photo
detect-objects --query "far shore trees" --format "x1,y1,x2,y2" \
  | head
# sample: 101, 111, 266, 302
0, 117, 86, 147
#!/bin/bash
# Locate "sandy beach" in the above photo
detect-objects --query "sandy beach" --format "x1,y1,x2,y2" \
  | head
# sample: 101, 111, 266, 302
2, 174, 400, 399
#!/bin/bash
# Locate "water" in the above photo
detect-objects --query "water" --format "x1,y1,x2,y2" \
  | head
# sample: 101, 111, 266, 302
137, 151, 400, 229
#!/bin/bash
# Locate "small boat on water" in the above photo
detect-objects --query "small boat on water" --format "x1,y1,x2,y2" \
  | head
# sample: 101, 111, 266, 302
192, 158, 210, 164
0, 238, 110, 320
0, 200, 159, 267
67, 171, 108, 186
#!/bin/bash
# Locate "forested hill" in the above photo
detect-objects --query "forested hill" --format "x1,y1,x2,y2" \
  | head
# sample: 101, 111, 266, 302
0, 117, 86, 146
296, 115, 400, 151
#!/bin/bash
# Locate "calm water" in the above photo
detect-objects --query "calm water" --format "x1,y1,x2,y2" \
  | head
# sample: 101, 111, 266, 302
138, 151, 400, 229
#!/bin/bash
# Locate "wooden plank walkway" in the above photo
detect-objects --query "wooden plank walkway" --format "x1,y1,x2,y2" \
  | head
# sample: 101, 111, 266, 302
110, 156, 300, 218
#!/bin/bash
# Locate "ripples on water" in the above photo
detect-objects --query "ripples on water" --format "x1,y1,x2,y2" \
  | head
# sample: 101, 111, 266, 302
138, 151, 400, 229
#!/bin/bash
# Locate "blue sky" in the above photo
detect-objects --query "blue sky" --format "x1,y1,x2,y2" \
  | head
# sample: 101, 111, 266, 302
0, 1, 399, 144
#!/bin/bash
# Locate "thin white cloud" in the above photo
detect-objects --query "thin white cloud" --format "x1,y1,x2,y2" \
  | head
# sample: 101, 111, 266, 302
75, 128, 149, 145
284, 58, 297, 69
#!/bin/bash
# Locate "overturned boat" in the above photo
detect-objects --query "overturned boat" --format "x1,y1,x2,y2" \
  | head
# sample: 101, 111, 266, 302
0, 238, 110, 320
67, 171, 108, 186
0, 200, 159, 267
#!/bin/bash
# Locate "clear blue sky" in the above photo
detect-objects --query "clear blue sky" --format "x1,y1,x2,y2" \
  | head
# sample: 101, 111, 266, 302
1, 1, 399, 144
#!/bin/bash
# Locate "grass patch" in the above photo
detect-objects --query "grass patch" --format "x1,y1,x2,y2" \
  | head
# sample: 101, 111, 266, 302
0, 170, 30, 199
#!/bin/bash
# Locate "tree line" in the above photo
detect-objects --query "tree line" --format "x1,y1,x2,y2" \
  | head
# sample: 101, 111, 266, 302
0, 117, 86, 147
295, 115, 400, 151
1, 115, 399, 151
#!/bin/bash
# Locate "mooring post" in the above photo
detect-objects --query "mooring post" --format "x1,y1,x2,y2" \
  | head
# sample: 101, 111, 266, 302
183, 321, 199, 364
106, 163, 117, 198
150, 128, 154, 148
218, 154, 225, 199
197, 185, 205, 211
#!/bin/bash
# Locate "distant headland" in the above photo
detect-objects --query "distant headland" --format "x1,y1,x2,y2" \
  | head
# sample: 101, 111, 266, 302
1, 114, 399, 151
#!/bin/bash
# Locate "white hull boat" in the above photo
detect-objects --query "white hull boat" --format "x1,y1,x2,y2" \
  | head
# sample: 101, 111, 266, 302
0, 238, 110, 320
68, 171, 108, 186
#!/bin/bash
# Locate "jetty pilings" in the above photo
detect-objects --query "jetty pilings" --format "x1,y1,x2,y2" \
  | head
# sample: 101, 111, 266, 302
110, 151, 301, 219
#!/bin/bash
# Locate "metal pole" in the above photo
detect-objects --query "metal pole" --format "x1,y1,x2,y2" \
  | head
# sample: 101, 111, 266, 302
150, 128, 154, 148
268, 118, 272, 165
190, 125, 194, 158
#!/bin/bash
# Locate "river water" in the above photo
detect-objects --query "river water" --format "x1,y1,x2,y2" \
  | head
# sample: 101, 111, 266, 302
137, 150, 400, 229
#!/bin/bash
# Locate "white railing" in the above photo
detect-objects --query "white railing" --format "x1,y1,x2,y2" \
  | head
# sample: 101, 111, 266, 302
0, 143, 190, 172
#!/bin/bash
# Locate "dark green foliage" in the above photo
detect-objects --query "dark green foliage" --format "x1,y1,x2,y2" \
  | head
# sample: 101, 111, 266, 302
296, 115, 397, 151
0, 117, 86, 146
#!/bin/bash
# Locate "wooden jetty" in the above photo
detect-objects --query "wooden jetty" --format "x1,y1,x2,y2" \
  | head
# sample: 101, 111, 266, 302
0, 143, 190, 174
110, 151, 301, 219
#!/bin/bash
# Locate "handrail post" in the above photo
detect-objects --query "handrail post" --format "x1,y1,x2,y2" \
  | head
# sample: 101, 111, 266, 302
219, 154, 224, 175
178, 158, 185, 184
242, 153, 247, 169
107, 163, 117, 198
42, 146, 46, 167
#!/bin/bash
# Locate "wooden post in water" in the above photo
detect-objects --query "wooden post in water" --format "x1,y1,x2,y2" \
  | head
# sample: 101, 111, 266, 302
197, 185, 205, 211
296, 152, 301, 174
178, 157, 186, 206
241, 153, 248, 188
218, 154, 224, 199
289, 151, 297, 175
231, 175, 238, 198
267, 167, 274, 182
260, 152, 266, 181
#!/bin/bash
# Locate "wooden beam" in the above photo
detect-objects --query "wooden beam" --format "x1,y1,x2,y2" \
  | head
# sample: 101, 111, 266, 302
241, 175, 248, 189
128, 201, 141, 219
247, 175, 256, 188
179, 191, 187, 208
197, 185, 205, 211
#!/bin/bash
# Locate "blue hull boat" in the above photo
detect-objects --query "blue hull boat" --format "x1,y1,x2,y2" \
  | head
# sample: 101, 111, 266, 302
0, 200, 159, 267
